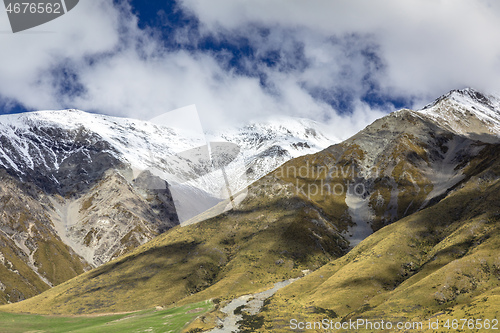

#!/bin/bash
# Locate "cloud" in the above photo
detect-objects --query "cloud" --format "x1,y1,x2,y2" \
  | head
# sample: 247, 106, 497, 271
0, 1, 123, 107
0, 0, 499, 139
179, 0, 500, 99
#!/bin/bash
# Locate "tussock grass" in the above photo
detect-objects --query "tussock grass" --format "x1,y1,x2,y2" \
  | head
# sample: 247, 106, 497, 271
256, 151, 500, 332
0, 300, 212, 333
1, 182, 345, 315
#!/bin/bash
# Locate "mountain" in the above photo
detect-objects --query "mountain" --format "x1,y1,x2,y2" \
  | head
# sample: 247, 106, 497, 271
0, 169, 89, 304
3, 88, 500, 332
206, 116, 336, 197
261, 151, 500, 332
250, 89, 500, 332
0, 109, 336, 304
420, 88, 500, 142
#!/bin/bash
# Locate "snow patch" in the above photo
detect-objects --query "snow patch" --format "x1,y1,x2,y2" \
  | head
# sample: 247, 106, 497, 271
344, 188, 375, 247
420, 137, 475, 208
419, 88, 500, 140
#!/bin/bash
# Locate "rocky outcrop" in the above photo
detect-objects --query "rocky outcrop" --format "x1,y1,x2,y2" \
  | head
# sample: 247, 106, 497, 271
0, 109, 336, 304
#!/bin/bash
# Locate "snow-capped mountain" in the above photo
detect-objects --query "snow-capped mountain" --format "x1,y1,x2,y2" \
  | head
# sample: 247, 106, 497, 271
201, 117, 337, 199
0, 109, 338, 221
0, 108, 338, 303
0, 109, 337, 265
0, 109, 337, 187
419, 88, 500, 142
321, 88, 500, 245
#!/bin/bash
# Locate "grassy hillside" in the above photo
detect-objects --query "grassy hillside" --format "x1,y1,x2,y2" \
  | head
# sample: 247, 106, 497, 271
254, 145, 500, 332
0, 300, 212, 333
0, 174, 348, 315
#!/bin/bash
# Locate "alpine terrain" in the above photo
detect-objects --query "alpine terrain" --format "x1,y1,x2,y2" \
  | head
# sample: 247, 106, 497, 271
0, 109, 336, 305
1, 88, 500, 333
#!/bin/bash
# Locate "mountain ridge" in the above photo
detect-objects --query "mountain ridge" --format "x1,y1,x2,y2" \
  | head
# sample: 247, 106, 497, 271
0, 109, 338, 304
419, 88, 500, 143
3, 88, 500, 321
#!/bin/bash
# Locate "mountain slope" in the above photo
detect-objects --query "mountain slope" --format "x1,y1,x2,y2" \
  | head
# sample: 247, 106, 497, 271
0, 111, 182, 277
258, 143, 500, 332
0, 173, 348, 314
0, 169, 89, 304
0, 109, 336, 304
4, 88, 500, 319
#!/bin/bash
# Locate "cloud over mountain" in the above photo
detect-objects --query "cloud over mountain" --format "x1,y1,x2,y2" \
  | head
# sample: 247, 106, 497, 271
1, 0, 499, 138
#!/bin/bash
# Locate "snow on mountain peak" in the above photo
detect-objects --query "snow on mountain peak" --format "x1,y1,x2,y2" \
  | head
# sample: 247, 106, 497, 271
418, 88, 500, 140
209, 116, 337, 159
0, 108, 338, 196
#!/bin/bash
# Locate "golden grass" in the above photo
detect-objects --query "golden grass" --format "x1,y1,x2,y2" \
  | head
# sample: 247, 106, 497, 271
255, 165, 500, 331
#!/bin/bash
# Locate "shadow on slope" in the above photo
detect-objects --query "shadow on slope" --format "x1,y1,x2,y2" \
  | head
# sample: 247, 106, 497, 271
0, 187, 348, 315
257, 145, 500, 332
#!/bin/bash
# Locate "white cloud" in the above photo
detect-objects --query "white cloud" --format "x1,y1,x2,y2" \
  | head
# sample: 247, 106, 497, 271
179, 0, 500, 99
0, 0, 122, 107
0, 0, 499, 139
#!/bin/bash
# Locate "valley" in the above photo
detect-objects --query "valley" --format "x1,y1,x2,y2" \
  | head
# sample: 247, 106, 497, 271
0, 88, 500, 332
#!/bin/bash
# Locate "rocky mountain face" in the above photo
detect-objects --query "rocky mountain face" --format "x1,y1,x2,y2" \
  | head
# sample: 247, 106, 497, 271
5, 88, 500, 326
0, 109, 336, 304
265, 89, 500, 249
0, 169, 89, 304
260, 154, 500, 331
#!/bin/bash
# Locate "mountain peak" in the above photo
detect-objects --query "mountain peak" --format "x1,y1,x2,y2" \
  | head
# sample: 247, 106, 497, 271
416, 88, 500, 141
449, 87, 485, 98
447, 88, 499, 108
423, 87, 500, 111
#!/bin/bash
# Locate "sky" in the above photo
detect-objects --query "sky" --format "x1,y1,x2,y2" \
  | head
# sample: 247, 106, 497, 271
1, 0, 500, 138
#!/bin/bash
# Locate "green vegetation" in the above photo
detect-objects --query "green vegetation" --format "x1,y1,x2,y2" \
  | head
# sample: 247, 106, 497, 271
254, 146, 500, 332
3, 106, 500, 333
0, 174, 345, 315
0, 301, 212, 333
